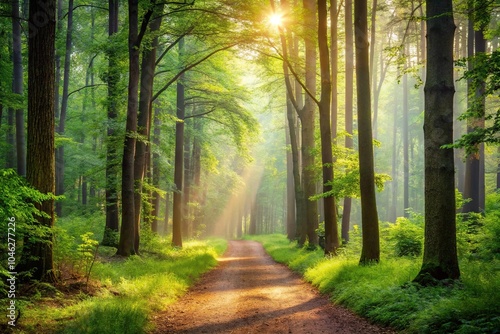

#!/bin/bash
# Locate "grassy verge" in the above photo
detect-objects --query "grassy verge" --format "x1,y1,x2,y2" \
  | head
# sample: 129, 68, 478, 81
6, 214, 227, 334
247, 234, 500, 334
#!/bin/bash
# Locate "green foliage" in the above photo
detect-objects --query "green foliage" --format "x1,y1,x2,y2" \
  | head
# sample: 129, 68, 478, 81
473, 192, 500, 260
312, 137, 391, 200
76, 232, 99, 282
387, 216, 423, 257
250, 234, 500, 333
0, 169, 59, 279
61, 300, 149, 334
449, 50, 500, 155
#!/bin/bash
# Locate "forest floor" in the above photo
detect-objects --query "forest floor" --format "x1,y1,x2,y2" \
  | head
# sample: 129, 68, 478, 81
150, 240, 395, 334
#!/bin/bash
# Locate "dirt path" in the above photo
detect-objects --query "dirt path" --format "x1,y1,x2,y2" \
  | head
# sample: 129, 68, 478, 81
151, 240, 395, 334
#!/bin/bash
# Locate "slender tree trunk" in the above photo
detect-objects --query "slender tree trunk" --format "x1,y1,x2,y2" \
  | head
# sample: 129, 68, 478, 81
355, 0, 380, 264
55, 0, 74, 217
164, 192, 170, 235
103, 0, 120, 247
172, 38, 185, 248
318, 0, 339, 255
12, 0, 25, 176
302, 0, 318, 247
285, 109, 296, 240
151, 102, 161, 233
330, 0, 338, 141
117, 0, 140, 256
191, 118, 202, 234
6, 107, 15, 169
414, 0, 459, 283
475, 29, 486, 212
342, 0, 354, 243
183, 119, 192, 239
133, 7, 163, 250
403, 70, 409, 216
369, 0, 377, 138
390, 82, 399, 222
18, 0, 57, 282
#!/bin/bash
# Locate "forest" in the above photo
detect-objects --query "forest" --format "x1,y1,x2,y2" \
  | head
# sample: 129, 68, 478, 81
0, 0, 499, 333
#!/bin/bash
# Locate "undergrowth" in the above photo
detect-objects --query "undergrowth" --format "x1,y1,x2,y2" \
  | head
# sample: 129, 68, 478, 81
5, 214, 227, 334
248, 234, 500, 334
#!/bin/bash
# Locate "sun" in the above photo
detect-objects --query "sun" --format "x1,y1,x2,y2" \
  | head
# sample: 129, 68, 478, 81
268, 13, 283, 27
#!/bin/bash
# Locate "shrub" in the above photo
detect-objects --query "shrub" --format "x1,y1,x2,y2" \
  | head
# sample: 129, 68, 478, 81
387, 217, 423, 257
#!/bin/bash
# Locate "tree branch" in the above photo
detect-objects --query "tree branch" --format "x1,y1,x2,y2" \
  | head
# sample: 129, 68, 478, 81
68, 84, 106, 98
152, 43, 237, 102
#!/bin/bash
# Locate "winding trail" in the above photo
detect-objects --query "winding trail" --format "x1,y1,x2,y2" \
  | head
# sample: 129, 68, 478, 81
151, 240, 394, 334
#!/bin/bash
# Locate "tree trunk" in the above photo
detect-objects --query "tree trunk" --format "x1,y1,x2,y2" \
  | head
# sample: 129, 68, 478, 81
285, 109, 296, 240
172, 38, 185, 248
369, 0, 377, 138
302, 0, 318, 247
318, 0, 339, 255
103, 0, 120, 247
183, 119, 192, 239
414, 0, 460, 283
12, 0, 25, 176
390, 84, 399, 222
403, 70, 409, 216
342, 0, 354, 243
133, 7, 163, 250
164, 192, 170, 235
355, 0, 380, 264
462, 13, 479, 215
55, 0, 74, 217
117, 0, 140, 256
151, 102, 161, 233
191, 118, 202, 234
330, 0, 338, 141
18, 0, 57, 282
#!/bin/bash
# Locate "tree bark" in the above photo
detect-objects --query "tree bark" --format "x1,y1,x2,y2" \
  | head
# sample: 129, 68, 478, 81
342, 0, 354, 243
183, 119, 192, 239
318, 0, 339, 255
403, 69, 409, 216
55, 0, 74, 217
12, 0, 25, 176
172, 37, 185, 248
355, 0, 380, 264
133, 6, 163, 250
103, 0, 120, 247
302, 0, 318, 247
151, 102, 162, 233
414, 0, 460, 283
19, 0, 57, 282
285, 107, 296, 240
117, 0, 140, 256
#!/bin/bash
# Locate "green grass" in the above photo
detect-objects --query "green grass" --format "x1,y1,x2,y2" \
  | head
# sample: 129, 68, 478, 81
9, 214, 227, 334
248, 234, 500, 333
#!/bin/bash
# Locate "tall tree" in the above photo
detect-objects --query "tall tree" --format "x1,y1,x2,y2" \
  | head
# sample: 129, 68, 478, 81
172, 37, 185, 248
342, 0, 354, 243
18, 0, 57, 282
55, 0, 74, 217
414, 0, 460, 283
118, 0, 141, 256
103, 0, 120, 247
133, 4, 164, 251
302, 0, 318, 246
12, 0, 25, 176
355, 0, 380, 264
318, 0, 339, 254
